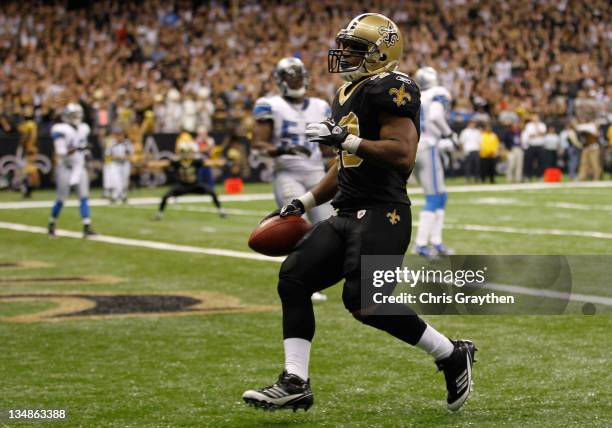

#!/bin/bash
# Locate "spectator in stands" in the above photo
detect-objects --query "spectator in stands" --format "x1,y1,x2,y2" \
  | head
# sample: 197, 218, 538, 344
560, 120, 582, 180
543, 124, 561, 170
196, 126, 216, 188
522, 114, 547, 180
195, 87, 215, 134
0, 97, 13, 133
459, 120, 482, 183
17, 105, 39, 198
607, 122, 612, 177
161, 88, 183, 133
503, 122, 524, 183
576, 121, 602, 181
181, 91, 198, 134
479, 123, 500, 184
1, 0, 609, 131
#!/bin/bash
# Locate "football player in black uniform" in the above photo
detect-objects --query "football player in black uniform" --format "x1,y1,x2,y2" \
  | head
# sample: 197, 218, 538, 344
243, 13, 476, 412
151, 142, 225, 220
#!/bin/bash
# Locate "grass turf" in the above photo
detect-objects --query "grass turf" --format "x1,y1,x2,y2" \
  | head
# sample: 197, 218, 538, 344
0, 183, 611, 427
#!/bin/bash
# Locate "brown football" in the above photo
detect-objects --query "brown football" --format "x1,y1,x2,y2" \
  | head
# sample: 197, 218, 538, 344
248, 215, 312, 257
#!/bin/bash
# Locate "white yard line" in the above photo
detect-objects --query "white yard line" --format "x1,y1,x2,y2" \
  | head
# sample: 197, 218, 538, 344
0, 220, 610, 307
1, 181, 611, 210
484, 282, 612, 306
545, 202, 612, 211
466, 198, 612, 212
131, 204, 270, 217
451, 224, 612, 240
0, 194, 275, 209
0, 221, 283, 263
429, 180, 612, 193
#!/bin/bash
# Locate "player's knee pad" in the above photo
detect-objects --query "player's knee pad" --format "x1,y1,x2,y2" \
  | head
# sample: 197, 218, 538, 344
278, 248, 320, 302
279, 252, 304, 294
277, 276, 311, 304
424, 193, 447, 211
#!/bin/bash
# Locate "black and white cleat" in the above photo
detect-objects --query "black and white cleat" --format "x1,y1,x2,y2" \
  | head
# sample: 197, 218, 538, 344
436, 339, 477, 411
243, 370, 313, 412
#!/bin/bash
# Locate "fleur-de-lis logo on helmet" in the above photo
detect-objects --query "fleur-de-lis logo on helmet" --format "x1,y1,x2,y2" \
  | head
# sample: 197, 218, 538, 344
328, 13, 403, 83
378, 22, 399, 48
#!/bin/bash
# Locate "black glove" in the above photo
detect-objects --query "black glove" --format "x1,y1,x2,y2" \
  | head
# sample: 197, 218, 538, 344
306, 119, 348, 148
260, 199, 305, 223
280, 199, 305, 217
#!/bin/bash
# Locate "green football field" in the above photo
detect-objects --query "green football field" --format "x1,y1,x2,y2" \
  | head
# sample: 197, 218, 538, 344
1, 181, 611, 427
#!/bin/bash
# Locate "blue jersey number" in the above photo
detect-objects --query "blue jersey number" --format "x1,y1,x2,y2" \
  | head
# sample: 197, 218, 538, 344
281, 120, 315, 152
281, 120, 300, 147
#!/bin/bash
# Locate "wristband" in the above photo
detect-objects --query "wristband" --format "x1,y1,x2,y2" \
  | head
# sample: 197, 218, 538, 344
341, 134, 362, 154
297, 191, 317, 211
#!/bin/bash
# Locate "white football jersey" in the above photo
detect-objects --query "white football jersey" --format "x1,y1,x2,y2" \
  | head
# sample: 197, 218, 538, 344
106, 138, 134, 163
51, 122, 90, 166
51, 122, 90, 186
253, 95, 331, 172
418, 86, 453, 150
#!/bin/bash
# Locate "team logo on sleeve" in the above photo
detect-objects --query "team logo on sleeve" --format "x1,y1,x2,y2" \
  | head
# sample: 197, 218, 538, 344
378, 23, 399, 47
389, 84, 411, 107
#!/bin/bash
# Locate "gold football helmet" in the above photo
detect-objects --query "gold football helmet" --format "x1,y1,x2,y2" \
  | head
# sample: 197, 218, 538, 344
176, 139, 198, 159
328, 13, 403, 82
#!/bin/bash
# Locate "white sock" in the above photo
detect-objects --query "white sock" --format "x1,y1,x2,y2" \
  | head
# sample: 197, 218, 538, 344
430, 209, 445, 246
284, 338, 311, 381
416, 210, 436, 246
415, 324, 454, 360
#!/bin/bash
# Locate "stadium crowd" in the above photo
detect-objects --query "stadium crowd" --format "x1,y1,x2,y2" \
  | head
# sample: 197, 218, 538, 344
1, 0, 610, 130
0, 0, 610, 185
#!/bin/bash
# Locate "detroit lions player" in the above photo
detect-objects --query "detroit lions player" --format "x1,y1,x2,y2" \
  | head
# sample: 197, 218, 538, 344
48, 103, 96, 237
413, 67, 455, 257
252, 57, 334, 301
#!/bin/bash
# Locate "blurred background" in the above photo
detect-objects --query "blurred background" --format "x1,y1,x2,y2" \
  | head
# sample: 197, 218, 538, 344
0, 0, 610, 191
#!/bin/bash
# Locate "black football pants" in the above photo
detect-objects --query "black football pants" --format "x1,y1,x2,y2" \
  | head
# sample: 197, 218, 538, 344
278, 204, 427, 345
159, 183, 221, 212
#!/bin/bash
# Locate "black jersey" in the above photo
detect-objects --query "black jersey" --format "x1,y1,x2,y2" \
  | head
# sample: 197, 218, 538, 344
330, 71, 421, 209
170, 158, 201, 185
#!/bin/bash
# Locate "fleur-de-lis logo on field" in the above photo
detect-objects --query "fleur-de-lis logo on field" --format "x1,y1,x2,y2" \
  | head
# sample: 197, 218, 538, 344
389, 84, 411, 107
386, 209, 401, 225
378, 23, 399, 47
